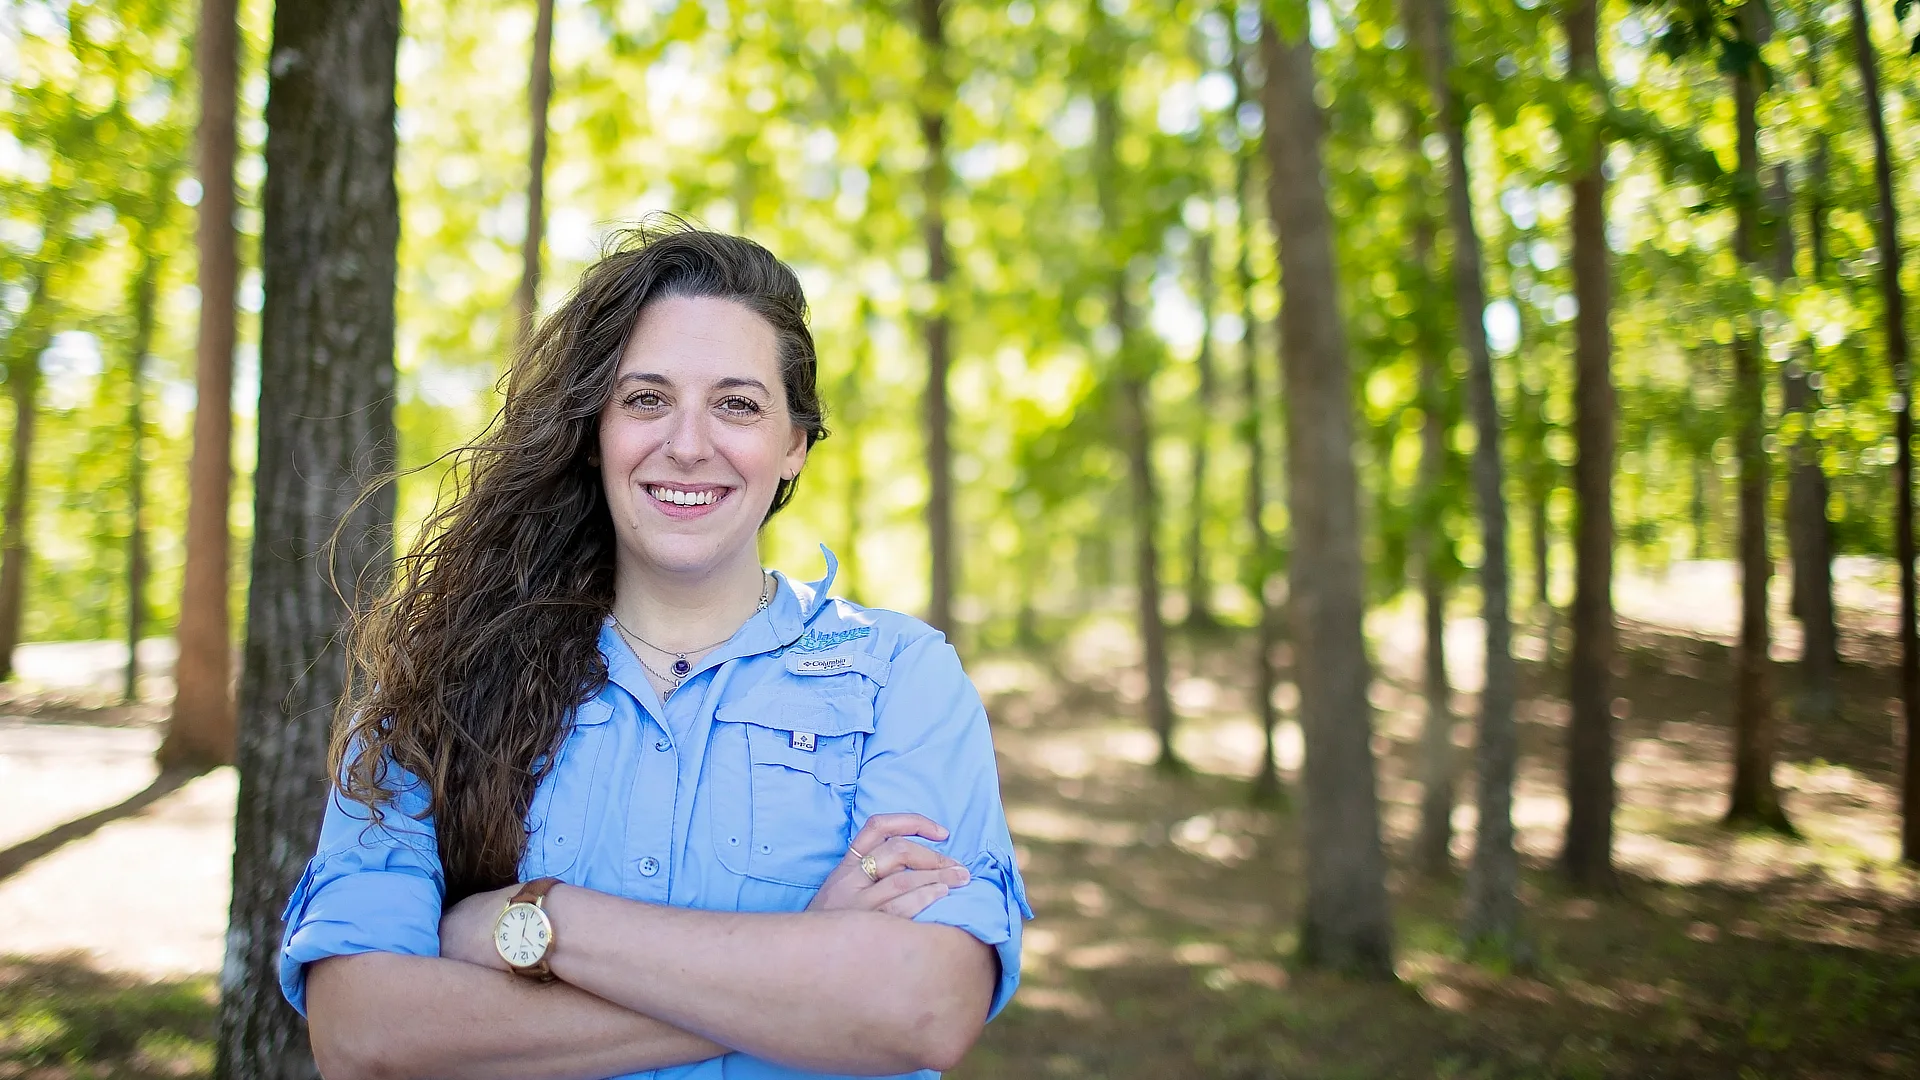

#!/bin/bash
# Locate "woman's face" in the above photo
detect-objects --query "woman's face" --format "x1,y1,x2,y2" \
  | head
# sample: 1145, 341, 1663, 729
598, 295, 809, 581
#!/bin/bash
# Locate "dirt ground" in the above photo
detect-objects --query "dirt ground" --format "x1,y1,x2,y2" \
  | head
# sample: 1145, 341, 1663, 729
2, 558, 1917, 1079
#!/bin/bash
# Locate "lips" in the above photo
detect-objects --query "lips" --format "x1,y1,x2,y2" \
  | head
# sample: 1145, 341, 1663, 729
647, 485, 726, 506
642, 483, 734, 519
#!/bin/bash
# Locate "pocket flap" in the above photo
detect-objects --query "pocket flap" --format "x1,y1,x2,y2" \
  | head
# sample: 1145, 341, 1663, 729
746, 722, 859, 783
716, 696, 876, 737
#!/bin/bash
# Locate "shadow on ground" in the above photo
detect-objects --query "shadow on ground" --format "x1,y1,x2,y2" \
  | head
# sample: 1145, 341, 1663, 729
0, 769, 203, 885
955, 608, 1918, 1079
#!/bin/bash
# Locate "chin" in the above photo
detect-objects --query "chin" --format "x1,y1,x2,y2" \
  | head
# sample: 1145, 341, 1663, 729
636, 535, 750, 578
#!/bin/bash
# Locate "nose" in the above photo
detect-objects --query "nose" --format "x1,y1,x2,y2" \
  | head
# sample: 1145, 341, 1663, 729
663, 401, 714, 467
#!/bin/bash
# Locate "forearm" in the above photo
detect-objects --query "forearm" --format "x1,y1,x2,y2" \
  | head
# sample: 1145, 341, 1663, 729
544, 885, 995, 1075
306, 952, 725, 1080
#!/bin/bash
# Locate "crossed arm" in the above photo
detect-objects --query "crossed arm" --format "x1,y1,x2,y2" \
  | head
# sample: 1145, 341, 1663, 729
305, 815, 996, 1080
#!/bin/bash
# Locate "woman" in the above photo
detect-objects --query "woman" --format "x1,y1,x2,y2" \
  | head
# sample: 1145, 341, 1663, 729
279, 224, 1031, 1079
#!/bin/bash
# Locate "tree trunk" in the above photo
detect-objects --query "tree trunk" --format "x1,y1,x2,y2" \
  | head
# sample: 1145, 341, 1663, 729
1410, 201, 1456, 877
1531, 471, 1551, 616
1782, 154, 1837, 721
1784, 367, 1836, 717
839, 302, 872, 603
512, 0, 555, 342
1186, 230, 1218, 630
161, 0, 242, 769
1087, 1, 1177, 771
1691, 454, 1709, 558
1230, 35, 1283, 805
917, 0, 956, 635
1258, 16, 1393, 976
1395, 103, 1456, 872
1408, 0, 1518, 950
214, 2, 401, 1077
1117, 337, 1177, 769
1847, 0, 1919, 862
1559, 0, 1617, 890
0, 336, 44, 682
1724, 11, 1791, 833
126, 256, 160, 704
1230, 56, 1283, 804
0, 258, 59, 682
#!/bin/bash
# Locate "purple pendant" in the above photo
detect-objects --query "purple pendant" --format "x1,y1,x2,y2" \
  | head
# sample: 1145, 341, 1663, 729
672, 657, 691, 677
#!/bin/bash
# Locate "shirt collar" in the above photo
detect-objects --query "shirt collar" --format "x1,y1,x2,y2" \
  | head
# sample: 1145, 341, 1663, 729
765, 544, 839, 641
598, 544, 843, 706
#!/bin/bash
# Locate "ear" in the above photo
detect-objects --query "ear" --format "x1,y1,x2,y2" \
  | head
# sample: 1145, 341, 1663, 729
782, 423, 809, 481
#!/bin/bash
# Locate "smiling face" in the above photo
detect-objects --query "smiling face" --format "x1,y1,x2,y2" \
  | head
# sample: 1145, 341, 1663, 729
598, 295, 810, 583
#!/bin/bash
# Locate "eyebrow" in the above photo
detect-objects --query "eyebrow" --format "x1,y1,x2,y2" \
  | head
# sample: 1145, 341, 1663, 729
616, 372, 772, 395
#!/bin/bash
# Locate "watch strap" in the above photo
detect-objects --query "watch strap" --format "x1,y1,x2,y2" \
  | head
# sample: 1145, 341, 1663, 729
510, 876, 562, 908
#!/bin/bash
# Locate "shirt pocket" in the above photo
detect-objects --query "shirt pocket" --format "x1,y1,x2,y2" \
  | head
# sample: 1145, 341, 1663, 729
522, 699, 613, 880
711, 691, 876, 887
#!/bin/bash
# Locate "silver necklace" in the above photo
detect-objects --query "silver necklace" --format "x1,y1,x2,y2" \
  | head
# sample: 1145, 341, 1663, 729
613, 571, 772, 692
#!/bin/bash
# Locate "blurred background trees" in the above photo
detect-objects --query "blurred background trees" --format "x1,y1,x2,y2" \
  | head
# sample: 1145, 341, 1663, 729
2, 0, 1918, 1061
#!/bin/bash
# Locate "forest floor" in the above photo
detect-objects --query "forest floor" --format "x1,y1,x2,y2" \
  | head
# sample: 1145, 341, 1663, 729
1, 558, 1916, 1079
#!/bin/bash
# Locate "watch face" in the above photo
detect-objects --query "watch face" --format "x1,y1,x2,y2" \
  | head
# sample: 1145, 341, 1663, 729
494, 903, 553, 970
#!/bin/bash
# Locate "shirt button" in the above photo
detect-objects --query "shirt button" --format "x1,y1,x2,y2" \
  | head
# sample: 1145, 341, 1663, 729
654, 738, 670, 752
638, 856, 660, 877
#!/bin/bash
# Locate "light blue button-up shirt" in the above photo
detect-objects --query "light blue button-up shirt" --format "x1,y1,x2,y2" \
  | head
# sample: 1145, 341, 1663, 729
278, 548, 1032, 1079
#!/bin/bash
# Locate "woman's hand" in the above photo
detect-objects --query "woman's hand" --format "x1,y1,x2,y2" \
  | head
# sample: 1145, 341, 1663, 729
807, 813, 970, 918
439, 882, 521, 971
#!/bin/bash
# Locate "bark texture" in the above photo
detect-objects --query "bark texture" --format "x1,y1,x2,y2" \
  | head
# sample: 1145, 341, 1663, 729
512, 0, 555, 342
1407, 0, 1518, 947
1847, 0, 1919, 862
917, 0, 956, 634
215, 2, 400, 1077
1724, 12, 1791, 832
1560, 0, 1617, 890
162, 0, 242, 769
1259, 17, 1393, 975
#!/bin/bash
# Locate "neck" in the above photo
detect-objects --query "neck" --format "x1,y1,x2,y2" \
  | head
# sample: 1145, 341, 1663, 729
612, 548, 768, 653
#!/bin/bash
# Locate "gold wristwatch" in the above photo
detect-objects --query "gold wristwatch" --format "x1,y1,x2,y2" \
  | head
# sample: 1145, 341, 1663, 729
493, 877, 561, 981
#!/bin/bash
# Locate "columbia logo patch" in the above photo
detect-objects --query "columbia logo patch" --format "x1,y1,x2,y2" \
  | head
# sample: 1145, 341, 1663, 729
795, 656, 853, 673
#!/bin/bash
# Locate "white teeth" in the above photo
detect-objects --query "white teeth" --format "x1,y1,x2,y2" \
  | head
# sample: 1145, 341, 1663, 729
650, 486, 720, 506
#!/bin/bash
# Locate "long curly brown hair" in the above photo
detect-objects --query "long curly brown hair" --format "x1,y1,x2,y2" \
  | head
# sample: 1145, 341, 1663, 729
332, 222, 828, 903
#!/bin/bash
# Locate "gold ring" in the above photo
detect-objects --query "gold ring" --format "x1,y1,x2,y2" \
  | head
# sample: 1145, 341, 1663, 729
859, 854, 880, 882
848, 845, 866, 860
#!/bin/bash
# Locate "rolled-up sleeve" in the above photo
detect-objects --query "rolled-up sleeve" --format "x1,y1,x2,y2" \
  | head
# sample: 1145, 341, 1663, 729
279, 758, 445, 1017
854, 632, 1034, 1020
